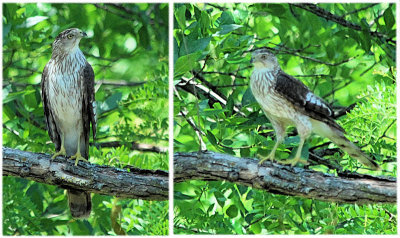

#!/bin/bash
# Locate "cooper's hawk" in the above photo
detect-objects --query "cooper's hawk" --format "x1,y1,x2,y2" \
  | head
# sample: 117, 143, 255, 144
250, 49, 380, 170
41, 28, 96, 218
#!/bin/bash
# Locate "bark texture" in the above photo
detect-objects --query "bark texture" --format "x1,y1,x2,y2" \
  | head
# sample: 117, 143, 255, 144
4, 147, 396, 204
174, 151, 396, 204
3, 147, 168, 201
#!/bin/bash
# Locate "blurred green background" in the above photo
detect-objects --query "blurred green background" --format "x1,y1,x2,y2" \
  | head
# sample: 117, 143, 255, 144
173, 3, 396, 234
3, 3, 168, 235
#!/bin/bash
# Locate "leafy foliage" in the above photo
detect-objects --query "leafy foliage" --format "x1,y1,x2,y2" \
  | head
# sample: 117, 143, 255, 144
3, 3, 168, 235
173, 3, 396, 234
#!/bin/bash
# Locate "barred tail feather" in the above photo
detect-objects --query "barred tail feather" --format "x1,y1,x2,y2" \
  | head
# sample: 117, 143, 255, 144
311, 119, 381, 170
67, 189, 92, 218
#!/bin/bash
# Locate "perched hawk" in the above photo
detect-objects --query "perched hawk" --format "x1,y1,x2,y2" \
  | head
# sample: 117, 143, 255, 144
250, 49, 380, 170
41, 28, 96, 218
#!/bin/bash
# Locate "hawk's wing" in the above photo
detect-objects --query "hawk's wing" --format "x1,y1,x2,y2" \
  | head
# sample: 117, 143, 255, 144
41, 63, 61, 150
81, 62, 96, 157
275, 70, 344, 132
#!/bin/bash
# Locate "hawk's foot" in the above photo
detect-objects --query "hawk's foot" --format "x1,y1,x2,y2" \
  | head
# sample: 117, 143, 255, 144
70, 151, 88, 166
258, 153, 275, 165
51, 146, 67, 159
278, 156, 308, 167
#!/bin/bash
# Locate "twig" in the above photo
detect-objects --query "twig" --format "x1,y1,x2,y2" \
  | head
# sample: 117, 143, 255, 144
175, 87, 207, 151
3, 49, 16, 71
341, 3, 379, 17
177, 77, 245, 116
194, 72, 228, 102
291, 3, 394, 44
376, 120, 396, 142
94, 3, 135, 22
323, 80, 353, 98
256, 46, 358, 67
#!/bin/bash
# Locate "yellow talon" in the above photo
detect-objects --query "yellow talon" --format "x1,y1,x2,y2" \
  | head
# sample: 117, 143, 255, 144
52, 146, 67, 159
70, 151, 88, 166
258, 153, 275, 165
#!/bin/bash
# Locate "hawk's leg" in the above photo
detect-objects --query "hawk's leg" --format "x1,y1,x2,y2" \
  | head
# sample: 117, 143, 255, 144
278, 136, 309, 166
258, 136, 283, 164
258, 119, 286, 165
52, 132, 67, 159
70, 136, 88, 166
278, 122, 311, 167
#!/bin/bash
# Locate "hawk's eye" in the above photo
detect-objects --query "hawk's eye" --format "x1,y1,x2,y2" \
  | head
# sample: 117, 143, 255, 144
67, 34, 73, 39
261, 55, 267, 60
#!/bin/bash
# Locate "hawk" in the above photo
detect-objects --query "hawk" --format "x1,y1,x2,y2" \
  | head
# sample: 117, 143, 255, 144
250, 49, 380, 170
41, 28, 96, 218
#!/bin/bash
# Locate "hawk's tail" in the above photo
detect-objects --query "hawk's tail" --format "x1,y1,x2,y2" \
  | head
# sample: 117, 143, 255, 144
67, 189, 92, 218
311, 120, 381, 170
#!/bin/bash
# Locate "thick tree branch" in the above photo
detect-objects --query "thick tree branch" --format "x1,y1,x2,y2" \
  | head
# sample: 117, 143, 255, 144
3, 147, 168, 201
174, 151, 396, 204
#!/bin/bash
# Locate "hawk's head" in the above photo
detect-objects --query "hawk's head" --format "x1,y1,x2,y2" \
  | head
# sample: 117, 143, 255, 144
251, 49, 279, 71
52, 28, 88, 53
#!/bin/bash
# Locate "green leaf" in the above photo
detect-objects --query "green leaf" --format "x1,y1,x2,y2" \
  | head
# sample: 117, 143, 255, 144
267, 4, 286, 16
174, 191, 196, 200
214, 191, 226, 207
200, 11, 210, 33
100, 92, 122, 112
226, 54, 249, 64
3, 105, 16, 120
250, 222, 262, 234
240, 148, 250, 157
206, 130, 218, 146
294, 204, 303, 220
241, 88, 256, 106
226, 93, 234, 116
3, 88, 35, 104
202, 108, 227, 117
19, 16, 48, 28
138, 25, 150, 49
222, 139, 233, 145
217, 11, 235, 25
217, 24, 242, 35
174, 52, 201, 77
180, 37, 211, 56
383, 6, 395, 30
23, 86, 38, 110
226, 205, 238, 218
175, 5, 186, 30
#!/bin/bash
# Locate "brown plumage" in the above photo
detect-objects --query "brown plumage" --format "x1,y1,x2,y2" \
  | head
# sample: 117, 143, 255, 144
41, 28, 96, 218
250, 49, 380, 170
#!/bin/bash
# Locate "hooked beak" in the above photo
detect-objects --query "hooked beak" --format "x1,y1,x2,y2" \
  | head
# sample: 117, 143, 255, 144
81, 31, 88, 38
